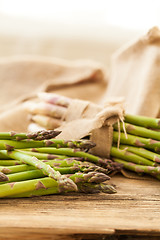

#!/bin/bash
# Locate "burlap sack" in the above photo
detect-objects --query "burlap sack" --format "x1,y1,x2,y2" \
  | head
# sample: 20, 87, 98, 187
102, 26, 160, 117
56, 98, 124, 157
0, 56, 107, 132
0, 56, 107, 112
0, 55, 124, 157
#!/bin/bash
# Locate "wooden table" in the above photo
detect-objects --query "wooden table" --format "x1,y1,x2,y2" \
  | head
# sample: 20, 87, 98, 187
0, 174, 160, 240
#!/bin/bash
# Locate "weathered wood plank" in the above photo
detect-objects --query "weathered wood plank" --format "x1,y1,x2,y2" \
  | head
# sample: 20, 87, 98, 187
0, 175, 160, 239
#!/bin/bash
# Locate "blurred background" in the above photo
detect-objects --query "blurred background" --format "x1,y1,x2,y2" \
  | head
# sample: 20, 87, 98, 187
0, 0, 159, 67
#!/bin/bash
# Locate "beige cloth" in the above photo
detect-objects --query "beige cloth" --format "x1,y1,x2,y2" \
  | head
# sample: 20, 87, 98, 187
0, 56, 107, 132
0, 55, 124, 157
56, 99, 124, 157
102, 26, 160, 117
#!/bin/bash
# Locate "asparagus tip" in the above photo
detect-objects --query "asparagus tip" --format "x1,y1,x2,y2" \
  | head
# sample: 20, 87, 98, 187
0, 172, 9, 182
100, 183, 117, 194
58, 176, 78, 193
27, 130, 61, 140
87, 172, 110, 183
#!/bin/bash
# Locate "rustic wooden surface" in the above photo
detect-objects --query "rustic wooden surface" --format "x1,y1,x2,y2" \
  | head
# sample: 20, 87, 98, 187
0, 174, 160, 240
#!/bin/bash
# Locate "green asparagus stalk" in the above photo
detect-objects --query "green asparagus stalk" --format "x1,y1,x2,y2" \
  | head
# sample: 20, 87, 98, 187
0, 130, 61, 141
26, 130, 61, 140
110, 146, 155, 166
1, 150, 77, 192
9, 186, 62, 197
41, 158, 99, 169
1, 150, 62, 178
0, 139, 42, 150
20, 151, 111, 174
17, 150, 67, 160
0, 138, 95, 150
0, 172, 9, 182
0, 168, 79, 182
20, 150, 93, 163
1, 169, 43, 181
0, 165, 79, 175
119, 145, 160, 163
26, 147, 120, 170
78, 182, 117, 194
0, 165, 110, 183
0, 160, 21, 166
24, 139, 96, 150
0, 177, 62, 197
113, 131, 160, 152
0, 157, 80, 166
0, 152, 11, 160
0, 171, 109, 198
125, 114, 160, 129
0, 158, 110, 176
114, 122, 160, 141
66, 172, 109, 184
113, 158, 160, 176
9, 182, 116, 198
0, 164, 33, 174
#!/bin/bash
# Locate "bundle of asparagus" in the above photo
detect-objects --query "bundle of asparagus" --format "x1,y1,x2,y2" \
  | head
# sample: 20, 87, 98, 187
112, 114, 160, 180
24, 93, 160, 181
0, 130, 120, 198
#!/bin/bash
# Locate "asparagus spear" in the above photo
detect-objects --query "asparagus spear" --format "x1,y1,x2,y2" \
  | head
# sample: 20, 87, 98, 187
9, 186, 62, 198
9, 182, 116, 198
114, 122, 160, 140
0, 165, 110, 183
0, 177, 62, 197
113, 158, 160, 176
0, 130, 61, 141
119, 145, 160, 163
0, 158, 109, 176
0, 153, 74, 166
125, 114, 160, 129
0, 171, 109, 198
27, 147, 121, 169
21, 150, 112, 174
78, 182, 117, 194
0, 172, 9, 182
113, 131, 160, 152
0, 153, 11, 160
26, 130, 61, 141
41, 158, 94, 168
0, 167, 79, 182
37, 139, 96, 149
64, 172, 109, 184
1, 150, 77, 192
0, 138, 95, 150
0, 165, 79, 175
110, 146, 155, 166
0, 160, 21, 166
17, 150, 67, 160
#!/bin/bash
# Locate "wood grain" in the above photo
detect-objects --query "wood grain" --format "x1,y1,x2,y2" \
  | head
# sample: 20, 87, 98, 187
0, 174, 160, 239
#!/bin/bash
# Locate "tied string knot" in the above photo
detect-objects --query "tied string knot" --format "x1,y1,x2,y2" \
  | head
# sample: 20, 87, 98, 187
117, 116, 128, 150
